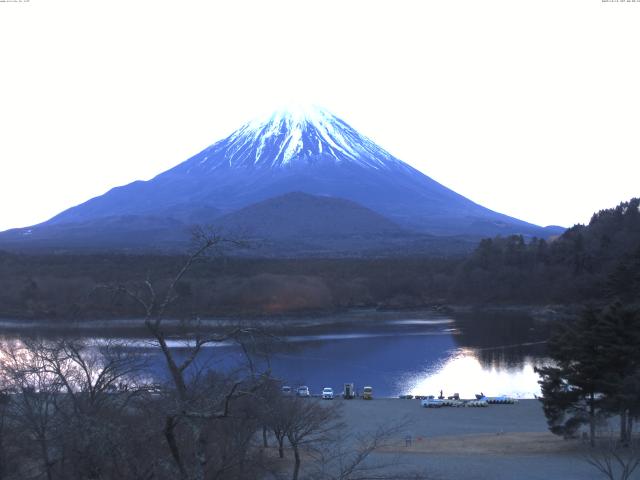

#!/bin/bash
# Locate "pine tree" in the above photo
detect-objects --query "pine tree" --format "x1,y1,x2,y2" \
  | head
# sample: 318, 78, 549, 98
537, 304, 640, 446
536, 308, 607, 446
594, 303, 640, 444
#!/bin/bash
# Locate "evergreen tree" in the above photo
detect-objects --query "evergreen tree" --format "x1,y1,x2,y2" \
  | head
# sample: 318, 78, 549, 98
536, 308, 607, 446
537, 304, 640, 446
607, 246, 640, 301
594, 303, 640, 444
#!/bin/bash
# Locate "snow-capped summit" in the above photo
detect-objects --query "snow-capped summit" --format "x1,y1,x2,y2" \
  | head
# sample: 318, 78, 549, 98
181, 105, 403, 172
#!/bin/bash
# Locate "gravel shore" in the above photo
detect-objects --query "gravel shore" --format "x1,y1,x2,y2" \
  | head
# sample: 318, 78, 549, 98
335, 399, 619, 480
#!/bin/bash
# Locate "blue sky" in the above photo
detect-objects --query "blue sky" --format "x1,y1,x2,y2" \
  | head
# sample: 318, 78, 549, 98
1, 0, 639, 231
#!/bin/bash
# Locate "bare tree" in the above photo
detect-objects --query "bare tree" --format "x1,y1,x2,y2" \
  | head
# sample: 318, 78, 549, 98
262, 398, 427, 480
280, 398, 339, 480
585, 438, 640, 480
33, 338, 149, 479
265, 396, 291, 460
0, 391, 9, 479
25, 339, 143, 414
308, 423, 429, 480
0, 341, 64, 480
101, 228, 274, 480
0, 338, 152, 479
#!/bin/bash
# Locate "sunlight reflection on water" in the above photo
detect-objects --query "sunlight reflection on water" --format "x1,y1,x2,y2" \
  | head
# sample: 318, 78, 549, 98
404, 348, 545, 399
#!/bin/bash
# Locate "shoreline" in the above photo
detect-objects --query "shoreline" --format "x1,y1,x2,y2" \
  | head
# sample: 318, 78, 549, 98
0, 303, 578, 333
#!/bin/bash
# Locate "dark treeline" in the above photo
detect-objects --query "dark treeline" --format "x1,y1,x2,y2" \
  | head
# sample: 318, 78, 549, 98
0, 254, 456, 320
1, 198, 639, 320
453, 197, 640, 304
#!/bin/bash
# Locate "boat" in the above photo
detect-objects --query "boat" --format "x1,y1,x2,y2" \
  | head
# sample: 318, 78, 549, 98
421, 398, 445, 408
484, 395, 517, 404
465, 399, 488, 407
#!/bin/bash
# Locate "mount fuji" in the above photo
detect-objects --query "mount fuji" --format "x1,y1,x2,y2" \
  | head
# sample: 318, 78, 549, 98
0, 106, 563, 254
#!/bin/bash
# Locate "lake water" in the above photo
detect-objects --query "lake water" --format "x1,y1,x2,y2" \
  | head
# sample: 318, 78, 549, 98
0, 310, 551, 399
230, 311, 550, 399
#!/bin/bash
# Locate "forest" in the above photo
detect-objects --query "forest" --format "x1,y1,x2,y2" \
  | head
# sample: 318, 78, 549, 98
0, 198, 638, 321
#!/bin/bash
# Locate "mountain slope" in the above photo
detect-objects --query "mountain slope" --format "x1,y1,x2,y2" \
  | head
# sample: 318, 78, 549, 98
0, 106, 563, 252
0, 215, 188, 251
0, 193, 475, 256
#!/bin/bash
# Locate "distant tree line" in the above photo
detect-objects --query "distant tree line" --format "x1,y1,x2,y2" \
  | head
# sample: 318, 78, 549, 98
0, 198, 638, 320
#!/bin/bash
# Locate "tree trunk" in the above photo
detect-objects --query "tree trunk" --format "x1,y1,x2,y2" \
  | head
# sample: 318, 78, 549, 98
589, 392, 596, 447
292, 444, 301, 480
262, 425, 268, 448
193, 423, 207, 480
621, 409, 628, 445
39, 437, 53, 480
278, 437, 284, 459
164, 416, 188, 480
151, 328, 188, 400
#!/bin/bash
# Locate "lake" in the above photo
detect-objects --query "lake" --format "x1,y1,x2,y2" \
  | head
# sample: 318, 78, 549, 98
0, 310, 551, 399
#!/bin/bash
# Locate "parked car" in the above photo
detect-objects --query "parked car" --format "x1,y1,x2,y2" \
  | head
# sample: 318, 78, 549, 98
322, 387, 334, 399
362, 386, 373, 400
343, 383, 356, 399
281, 386, 292, 396
296, 386, 310, 397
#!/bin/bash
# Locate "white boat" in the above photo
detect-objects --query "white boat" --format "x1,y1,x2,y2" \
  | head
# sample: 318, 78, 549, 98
485, 395, 517, 404
421, 398, 445, 408
465, 399, 488, 407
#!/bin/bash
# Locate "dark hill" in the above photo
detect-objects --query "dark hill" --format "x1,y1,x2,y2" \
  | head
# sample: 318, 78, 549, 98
216, 192, 404, 239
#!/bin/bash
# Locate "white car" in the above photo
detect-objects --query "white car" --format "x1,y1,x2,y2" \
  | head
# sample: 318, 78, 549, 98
281, 386, 292, 396
322, 387, 334, 399
296, 386, 310, 397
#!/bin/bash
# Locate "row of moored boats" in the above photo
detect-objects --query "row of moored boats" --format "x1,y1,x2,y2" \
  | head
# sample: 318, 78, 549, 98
419, 395, 518, 408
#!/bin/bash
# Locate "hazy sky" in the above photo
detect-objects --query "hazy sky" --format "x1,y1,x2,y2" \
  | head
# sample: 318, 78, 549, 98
1, 0, 639, 232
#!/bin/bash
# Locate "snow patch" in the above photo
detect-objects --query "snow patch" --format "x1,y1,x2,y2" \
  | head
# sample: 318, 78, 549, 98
194, 105, 404, 171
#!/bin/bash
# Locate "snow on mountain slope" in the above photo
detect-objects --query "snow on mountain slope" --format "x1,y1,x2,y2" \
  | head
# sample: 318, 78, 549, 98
186, 105, 403, 171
